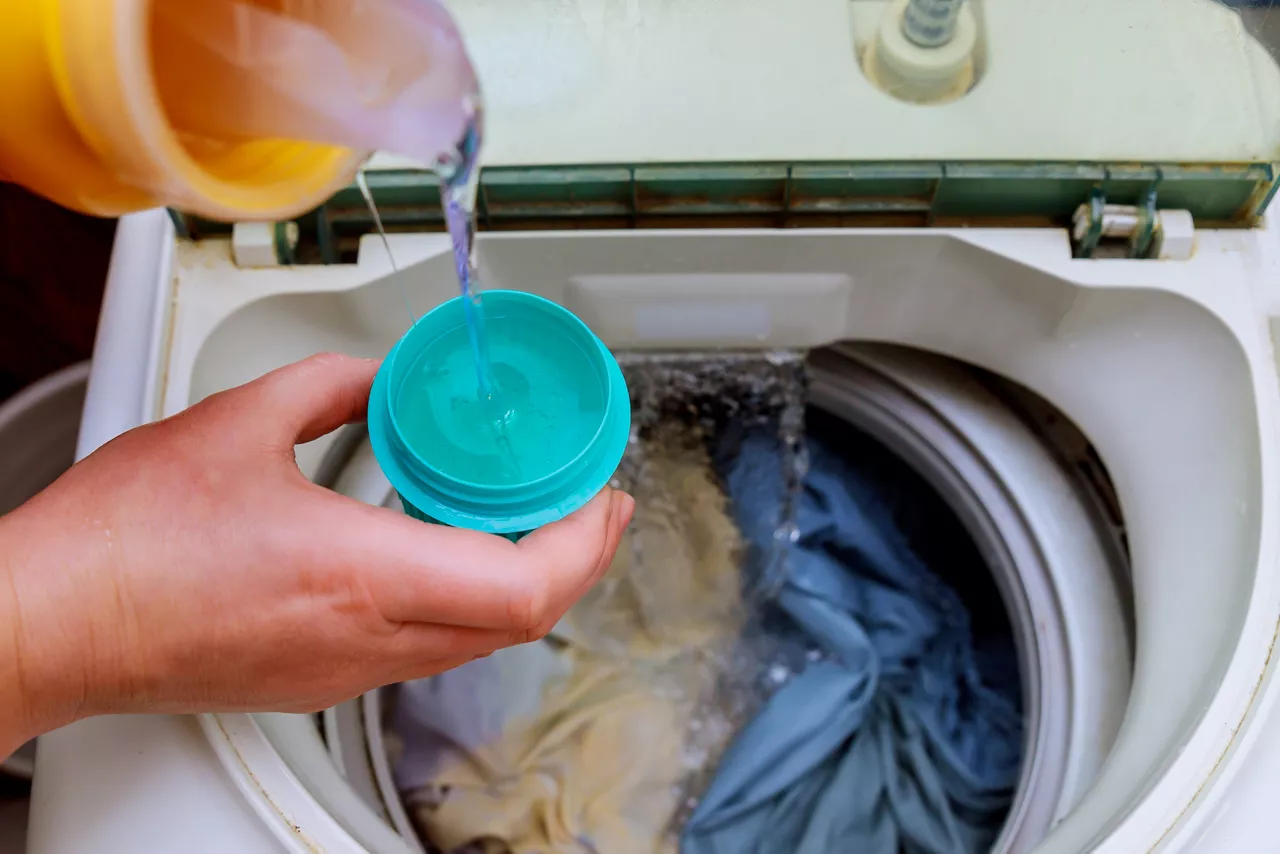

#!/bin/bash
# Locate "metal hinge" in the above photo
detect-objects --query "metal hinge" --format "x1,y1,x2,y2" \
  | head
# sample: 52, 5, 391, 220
1071, 182, 1194, 260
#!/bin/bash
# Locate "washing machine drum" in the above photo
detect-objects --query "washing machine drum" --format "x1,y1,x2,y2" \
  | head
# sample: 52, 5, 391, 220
249, 345, 1132, 854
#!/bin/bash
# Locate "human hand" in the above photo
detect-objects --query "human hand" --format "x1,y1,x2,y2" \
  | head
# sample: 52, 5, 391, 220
0, 353, 634, 760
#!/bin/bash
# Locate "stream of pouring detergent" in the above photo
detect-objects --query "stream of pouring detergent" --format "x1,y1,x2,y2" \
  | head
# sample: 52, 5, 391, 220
366, 107, 602, 486
429, 111, 525, 481
435, 115, 497, 400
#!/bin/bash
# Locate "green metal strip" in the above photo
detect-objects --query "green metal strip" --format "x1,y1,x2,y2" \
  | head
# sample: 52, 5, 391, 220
791, 163, 940, 215
938, 162, 1107, 220
183, 160, 1278, 262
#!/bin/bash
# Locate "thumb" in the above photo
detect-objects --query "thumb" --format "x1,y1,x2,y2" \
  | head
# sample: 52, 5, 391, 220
517, 487, 636, 583
242, 353, 380, 447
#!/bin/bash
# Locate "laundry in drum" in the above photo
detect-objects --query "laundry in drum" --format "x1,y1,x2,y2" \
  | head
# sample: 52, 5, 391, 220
385, 357, 1024, 854
682, 408, 1024, 854
391, 423, 742, 854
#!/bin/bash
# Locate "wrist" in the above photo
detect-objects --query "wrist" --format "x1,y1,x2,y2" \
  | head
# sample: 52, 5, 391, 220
0, 511, 42, 759
0, 502, 97, 757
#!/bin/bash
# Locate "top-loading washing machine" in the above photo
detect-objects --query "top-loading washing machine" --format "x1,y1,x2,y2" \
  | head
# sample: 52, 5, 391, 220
24, 0, 1280, 852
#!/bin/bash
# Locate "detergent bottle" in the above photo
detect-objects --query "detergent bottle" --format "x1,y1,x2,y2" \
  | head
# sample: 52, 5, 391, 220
0, 0, 478, 221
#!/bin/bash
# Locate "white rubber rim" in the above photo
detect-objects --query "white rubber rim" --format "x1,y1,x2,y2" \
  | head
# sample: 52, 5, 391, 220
0, 362, 91, 437
811, 345, 1131, 848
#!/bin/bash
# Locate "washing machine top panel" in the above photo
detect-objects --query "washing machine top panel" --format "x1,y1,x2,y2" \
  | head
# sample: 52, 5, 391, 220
57, 212, 1276, 854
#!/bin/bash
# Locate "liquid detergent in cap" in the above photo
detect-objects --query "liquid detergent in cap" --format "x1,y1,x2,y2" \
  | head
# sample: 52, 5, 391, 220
368, 291, 631, 540
395, 307, 606, 486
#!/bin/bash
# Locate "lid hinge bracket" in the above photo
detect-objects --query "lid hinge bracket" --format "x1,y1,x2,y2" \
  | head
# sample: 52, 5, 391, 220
1071, 170, 1192, 261
1072, 185, 1107, 259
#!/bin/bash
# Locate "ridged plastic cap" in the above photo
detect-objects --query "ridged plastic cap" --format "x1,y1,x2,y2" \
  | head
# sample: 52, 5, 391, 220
368, 291, 630, 536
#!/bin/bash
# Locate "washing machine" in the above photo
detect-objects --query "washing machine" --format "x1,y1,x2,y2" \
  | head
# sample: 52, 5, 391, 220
24, 0, 1280, 852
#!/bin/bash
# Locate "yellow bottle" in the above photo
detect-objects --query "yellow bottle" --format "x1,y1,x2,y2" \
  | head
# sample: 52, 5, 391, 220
0, 0, 478, 221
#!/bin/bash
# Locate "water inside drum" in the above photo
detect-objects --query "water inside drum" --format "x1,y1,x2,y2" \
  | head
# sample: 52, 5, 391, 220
613, 351, 812, 830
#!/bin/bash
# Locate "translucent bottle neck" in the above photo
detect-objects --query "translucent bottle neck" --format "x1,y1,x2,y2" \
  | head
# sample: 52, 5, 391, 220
151, 0, 480, 165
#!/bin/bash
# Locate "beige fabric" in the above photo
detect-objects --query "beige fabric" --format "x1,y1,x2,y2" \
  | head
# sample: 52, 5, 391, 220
559, 428, 743, 661
407, 429, 742, 854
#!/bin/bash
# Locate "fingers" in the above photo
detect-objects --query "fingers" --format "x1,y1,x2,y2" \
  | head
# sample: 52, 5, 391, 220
239, 353, 380, 448
344, 487, 634, 638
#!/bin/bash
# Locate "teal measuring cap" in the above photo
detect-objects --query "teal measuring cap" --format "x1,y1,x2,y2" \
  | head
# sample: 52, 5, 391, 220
368, 290, 631, 540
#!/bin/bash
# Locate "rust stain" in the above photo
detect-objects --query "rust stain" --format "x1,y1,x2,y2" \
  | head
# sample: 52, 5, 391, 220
212, 715, 328, 853
1148, 321, 1280, 849
1146, 611, 1280, 852
155, 271, 181, 420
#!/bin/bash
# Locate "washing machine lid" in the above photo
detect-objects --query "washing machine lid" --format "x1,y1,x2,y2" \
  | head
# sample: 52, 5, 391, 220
434, 0, 1280, 168
177, 0, 1280, 255
413, 0, 1280, 226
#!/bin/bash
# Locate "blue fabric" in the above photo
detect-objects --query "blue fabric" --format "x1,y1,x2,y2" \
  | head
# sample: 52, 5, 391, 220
681, 431, 1023, 854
